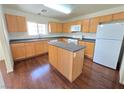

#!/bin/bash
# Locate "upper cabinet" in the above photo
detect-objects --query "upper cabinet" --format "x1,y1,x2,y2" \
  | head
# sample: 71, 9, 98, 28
48, 22, 62, 33
112, 12, 124, 20
99, 14, 112, 23
89, 17, 100, 33
5, 14, 17, 32
63, 22, 71, 33
82, 19, 90, 33
16, 16, 27, 32
5, 14, 27, 32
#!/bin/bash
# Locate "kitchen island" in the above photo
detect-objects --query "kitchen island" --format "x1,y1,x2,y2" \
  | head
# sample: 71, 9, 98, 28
48, 41, 85, 82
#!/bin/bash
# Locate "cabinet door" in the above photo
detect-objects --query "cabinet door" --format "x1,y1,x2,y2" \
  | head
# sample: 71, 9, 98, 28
82, 19, 90, 33
85, 42, 95, 59
99, 15, 112, 23
43, 40, 48, 53
89, 17, 100, 33
48, 22, 57, 32
58, 48, 73, 80
113, 12, 124, 20
56, 23, 62, 32
25, 42, 35, 58
5, 14, 17, 32
16, 16, 27, 32
48, 45, 58, 68
72, 50, 84, 81
11, 43, 25, 60
63, 23, 71, 33
34, 41, 44, 55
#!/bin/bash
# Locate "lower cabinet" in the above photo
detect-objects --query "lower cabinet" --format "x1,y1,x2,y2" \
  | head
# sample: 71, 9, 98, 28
25, 42, 35, 58
49, 44, 84, 82
79, 41, 95, 59
10, 40, 48, 61
11, 43, 26, 60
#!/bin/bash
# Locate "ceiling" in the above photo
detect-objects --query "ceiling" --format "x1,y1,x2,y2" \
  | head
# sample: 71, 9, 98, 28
3, 4, 123, 21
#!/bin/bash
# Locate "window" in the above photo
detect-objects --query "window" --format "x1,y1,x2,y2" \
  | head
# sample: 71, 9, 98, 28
27, 21, 47, 35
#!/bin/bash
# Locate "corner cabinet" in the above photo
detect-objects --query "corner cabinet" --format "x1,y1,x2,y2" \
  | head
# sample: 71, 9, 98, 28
5, 14, 27, 32
79, 41, 95, 59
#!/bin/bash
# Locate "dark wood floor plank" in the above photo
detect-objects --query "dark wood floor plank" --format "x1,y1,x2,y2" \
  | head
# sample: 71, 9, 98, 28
0, 54, 124, 89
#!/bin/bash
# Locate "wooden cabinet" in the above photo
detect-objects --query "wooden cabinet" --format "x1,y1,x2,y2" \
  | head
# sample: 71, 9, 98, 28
11, 43, 25, 60
62, 22, 71, 33
56, 23, 63, 32
43, 40, 48, 53
57, 48, 73, 80
79, 41, 95, 59
49, 45, 58, 69
34, 41, 45, 55
5, 14, 27, 32
5, 14, 17, 32
82, 19, 90, 33
48, 22, 62, 33
16, 16, 27, 32
89, 17, 100, 33
11, 40, 48, 61
113, 12, 124, 20
49, 44, 84, 82
25, 42, 35, 58
99, 15, 112, 23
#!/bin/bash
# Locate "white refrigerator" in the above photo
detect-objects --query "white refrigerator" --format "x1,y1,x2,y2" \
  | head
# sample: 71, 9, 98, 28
93, 23, 124, 69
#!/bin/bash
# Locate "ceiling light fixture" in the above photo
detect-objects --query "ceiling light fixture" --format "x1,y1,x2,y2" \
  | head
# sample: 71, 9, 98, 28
44, 4, 71, 14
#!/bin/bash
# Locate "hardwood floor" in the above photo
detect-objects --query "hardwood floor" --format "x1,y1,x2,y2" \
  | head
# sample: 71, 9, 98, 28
0, 54, 124, 89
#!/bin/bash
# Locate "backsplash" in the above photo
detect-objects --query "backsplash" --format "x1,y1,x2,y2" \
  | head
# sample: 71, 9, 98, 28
8, 32, 96, 40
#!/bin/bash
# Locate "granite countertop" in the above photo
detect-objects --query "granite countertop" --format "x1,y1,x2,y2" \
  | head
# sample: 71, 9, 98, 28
48, 41, 86, 52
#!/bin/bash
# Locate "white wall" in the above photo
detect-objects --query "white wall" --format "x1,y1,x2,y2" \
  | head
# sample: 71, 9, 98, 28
0, 5, 14, 73
64, 5, 124, 22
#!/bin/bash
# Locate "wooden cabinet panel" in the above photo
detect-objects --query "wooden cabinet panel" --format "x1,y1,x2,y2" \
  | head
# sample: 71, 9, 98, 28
113, 12, 124, 20
25, 42, 35, 58
72, 50, 84, 80
48, 45, 58, 69
56, 23, 62, 32
49, 44, 84, 82
57, 48, 73, 80
63, 23, 71, 33
49, 22, 63, 33
99, 15, 112, 23
43, 40, 48, 53
34, 41, 44, 55
11, 43, 25, 60
85, 42, 95, 58
82, 19, 90, 33
16, 16, 27, 32
5, 14, 27, 32
89, 17, 100, 33
79, 41, 95, 59
5, 14, 17, 32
